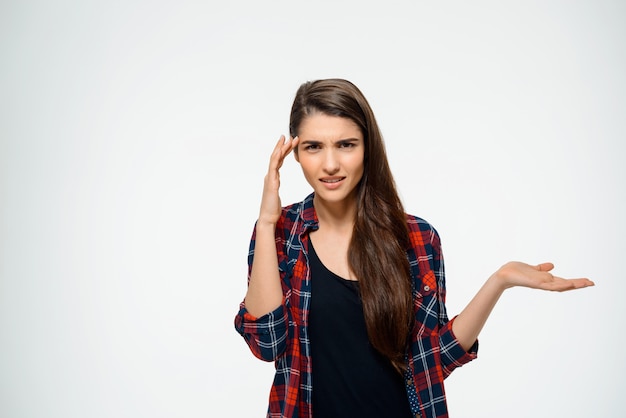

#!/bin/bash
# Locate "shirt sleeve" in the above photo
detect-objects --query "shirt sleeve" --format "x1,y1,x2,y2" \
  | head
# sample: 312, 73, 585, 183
234, 303, 290, 362
233, 221, 291, 362
437, 316, 479, 378
431, 227, 478, 378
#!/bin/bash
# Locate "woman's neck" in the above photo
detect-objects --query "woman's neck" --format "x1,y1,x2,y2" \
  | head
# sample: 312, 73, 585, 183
312, 194, 357, 231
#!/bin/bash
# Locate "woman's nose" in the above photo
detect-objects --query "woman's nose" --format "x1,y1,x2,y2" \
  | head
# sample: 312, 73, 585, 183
322, 150, 340, 174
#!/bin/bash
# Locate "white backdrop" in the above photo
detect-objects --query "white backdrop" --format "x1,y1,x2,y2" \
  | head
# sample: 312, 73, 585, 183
1, 1, 624, 417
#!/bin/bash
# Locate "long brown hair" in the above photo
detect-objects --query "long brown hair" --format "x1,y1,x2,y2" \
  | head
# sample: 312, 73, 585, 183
289, 79, 413, 373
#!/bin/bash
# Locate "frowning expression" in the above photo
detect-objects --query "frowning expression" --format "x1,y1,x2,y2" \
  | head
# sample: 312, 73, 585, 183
294, 113, 365, 207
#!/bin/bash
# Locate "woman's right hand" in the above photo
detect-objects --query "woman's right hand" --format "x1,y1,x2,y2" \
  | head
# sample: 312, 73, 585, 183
258, 135, 300, 226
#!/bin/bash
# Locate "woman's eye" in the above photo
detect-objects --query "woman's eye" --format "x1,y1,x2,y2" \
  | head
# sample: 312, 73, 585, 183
304, 144, 320, 151
339, 142, 355, 148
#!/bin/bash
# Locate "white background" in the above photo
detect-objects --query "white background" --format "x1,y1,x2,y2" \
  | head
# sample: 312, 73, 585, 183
1, 1, 624, 417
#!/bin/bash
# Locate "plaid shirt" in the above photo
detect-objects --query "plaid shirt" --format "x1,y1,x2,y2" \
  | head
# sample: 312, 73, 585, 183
235, 193, 478, 418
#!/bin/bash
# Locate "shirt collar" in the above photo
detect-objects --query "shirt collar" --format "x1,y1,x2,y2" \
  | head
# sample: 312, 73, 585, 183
299, 192, 318, 232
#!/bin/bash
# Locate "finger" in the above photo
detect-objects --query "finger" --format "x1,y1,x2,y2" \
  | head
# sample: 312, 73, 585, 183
269, 135, 286, 161
273, 135, 286, 153
541, 277, 594, 292
536, 262, 555, 272
275, 136, 300, 171
280, 135, 299, 157
269, 135, 288, 171
537, 277, 574, 292
276, 136, 296, 170
565, 278, 595, 289
290, 136, 300, 152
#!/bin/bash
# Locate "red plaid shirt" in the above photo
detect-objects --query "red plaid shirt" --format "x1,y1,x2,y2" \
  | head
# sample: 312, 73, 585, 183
235, 193, 478, 418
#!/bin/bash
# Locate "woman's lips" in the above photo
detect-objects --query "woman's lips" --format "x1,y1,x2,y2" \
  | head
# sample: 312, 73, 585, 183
320, 177, 345, 189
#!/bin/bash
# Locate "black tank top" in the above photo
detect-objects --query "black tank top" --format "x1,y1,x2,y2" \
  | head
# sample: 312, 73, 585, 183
308, 241, 412, 418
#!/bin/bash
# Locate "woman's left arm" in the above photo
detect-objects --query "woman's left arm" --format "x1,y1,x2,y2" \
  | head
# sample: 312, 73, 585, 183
452, 262, 595, 351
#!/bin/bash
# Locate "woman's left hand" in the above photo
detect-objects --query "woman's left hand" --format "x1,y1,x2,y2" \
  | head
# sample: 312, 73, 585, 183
453, 262, 594, 350
493, 261, 595, 292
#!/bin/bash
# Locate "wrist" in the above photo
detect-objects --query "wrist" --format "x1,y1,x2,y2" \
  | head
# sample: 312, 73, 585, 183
256, 218, 278, 229
486, 271, 510, 293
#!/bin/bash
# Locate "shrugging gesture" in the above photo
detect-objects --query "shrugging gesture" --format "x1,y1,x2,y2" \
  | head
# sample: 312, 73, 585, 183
453, 261, 594, 351
235, 78, 595, 418
496, 261, 593, 291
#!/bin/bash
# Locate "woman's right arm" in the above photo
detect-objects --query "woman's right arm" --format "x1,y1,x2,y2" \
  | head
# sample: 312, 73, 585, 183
244, 135, 299, 318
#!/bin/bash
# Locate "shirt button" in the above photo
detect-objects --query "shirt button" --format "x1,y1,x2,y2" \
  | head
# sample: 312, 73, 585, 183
415, 413, 421, 417
423, 285, 430, 292
406, 378, 413, 386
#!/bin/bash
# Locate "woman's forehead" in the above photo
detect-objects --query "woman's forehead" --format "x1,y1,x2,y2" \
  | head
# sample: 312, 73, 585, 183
297, 114, 362, 141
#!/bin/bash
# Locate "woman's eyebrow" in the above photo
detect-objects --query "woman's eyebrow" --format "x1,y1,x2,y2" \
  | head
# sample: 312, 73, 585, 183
299, 138, 361, 145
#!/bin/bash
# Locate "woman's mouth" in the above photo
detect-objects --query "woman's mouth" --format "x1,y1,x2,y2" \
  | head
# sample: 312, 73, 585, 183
320, 177, 345, 189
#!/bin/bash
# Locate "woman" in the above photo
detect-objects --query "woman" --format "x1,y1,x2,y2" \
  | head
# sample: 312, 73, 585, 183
234, 78, 593, 418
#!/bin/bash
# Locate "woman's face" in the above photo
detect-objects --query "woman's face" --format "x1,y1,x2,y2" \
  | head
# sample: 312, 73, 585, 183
295, 113, 365, 209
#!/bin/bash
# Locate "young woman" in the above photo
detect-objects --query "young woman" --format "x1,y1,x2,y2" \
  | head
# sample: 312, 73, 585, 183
234, 78, 593, 418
